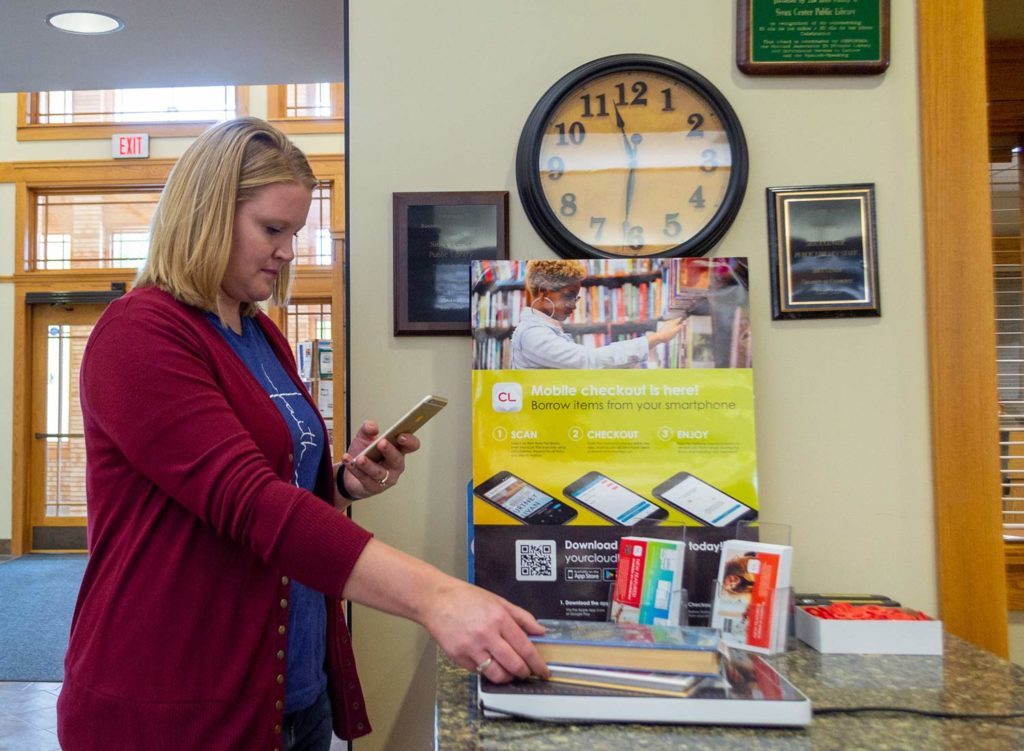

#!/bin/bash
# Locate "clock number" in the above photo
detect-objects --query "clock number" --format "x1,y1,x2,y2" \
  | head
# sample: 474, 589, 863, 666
626, 224, 645, 250
560, 193, 578, 217
547, 156, 565, 180
614, 81, 648, 107
580, 93, 608, 118
661, 88, 675, 112
700, 148, 718, 172
555, 121, 586, 145
687, 113, 704, 138
663, 212, 683, 238
590, 216, 606, 241
689, 186, 706, 209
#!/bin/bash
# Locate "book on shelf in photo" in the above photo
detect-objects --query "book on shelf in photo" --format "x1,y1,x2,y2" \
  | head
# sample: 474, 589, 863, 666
545, 663, 700, 697
478, 647, 811, 727
530, 618, 721, 675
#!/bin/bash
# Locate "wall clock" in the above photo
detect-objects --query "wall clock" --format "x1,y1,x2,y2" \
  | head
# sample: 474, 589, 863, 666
516, 54, 748, 259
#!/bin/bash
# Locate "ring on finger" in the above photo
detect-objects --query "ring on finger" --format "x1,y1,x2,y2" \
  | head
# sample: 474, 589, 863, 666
474, 656, 493, 674
378, 469, 390, 487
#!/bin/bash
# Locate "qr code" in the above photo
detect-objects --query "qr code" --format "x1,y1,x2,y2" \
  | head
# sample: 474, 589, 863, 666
516, 540, 557, 581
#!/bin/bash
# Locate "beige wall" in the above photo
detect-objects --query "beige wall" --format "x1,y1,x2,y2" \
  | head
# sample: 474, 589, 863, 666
348, 0, 929, 748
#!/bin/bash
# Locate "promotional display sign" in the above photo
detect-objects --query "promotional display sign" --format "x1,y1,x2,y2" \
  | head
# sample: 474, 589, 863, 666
470, 258, 758, 624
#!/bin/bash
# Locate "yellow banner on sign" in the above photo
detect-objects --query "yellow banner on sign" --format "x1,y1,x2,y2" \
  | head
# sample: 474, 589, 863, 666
472, 369, 758, 527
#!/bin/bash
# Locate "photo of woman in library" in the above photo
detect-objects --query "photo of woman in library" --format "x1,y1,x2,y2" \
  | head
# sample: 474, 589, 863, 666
57, 117, 548, 751
471, 257, 752, 370
510, 259, 683, 369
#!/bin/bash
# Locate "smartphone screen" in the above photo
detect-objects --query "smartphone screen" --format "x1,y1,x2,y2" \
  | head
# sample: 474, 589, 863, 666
653, 473, 755, 526
475, 473, 575, 523
565, 473, 665, 525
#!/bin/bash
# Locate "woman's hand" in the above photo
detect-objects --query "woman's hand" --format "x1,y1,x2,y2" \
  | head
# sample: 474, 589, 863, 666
343, 540, 549, 684
647, 316, 684, 347
334, 420, 421, 503
420, 578, 549, 683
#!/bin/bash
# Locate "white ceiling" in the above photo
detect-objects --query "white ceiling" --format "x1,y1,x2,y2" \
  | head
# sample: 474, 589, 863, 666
0, 0, 344, 93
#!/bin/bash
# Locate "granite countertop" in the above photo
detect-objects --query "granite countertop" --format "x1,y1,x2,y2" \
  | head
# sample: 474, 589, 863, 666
434, 635, 1024, 750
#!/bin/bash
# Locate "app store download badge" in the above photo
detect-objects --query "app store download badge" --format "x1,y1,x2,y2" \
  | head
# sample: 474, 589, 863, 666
492, 382, 522, 412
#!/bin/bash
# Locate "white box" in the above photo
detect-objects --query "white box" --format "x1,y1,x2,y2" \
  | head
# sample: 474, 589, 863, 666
316, 379, 333, 419
794, 606, 943, 655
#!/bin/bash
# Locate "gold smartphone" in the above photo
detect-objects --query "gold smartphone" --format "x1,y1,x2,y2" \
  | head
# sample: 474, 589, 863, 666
355, 395, 448, 462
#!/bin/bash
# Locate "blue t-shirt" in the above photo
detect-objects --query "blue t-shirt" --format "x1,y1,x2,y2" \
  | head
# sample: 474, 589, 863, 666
208, 313, 327, 713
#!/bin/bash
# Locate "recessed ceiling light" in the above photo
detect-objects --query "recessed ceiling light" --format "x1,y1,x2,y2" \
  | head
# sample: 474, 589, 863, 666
46, 11, 124, 35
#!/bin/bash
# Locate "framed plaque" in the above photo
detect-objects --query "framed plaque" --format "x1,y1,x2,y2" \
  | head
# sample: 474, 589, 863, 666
737, 0, 890, 76
766, 184, 880, 320
393, 191, 509, 335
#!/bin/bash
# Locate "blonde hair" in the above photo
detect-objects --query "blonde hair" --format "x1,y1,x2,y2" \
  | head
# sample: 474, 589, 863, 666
524, 259, 587, 296
136, 116, 318, 317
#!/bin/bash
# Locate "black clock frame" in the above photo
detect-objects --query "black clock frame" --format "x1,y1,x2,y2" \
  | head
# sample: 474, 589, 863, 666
516, 53, 749, 259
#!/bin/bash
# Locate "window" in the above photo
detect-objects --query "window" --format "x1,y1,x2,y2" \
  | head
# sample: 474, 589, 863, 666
295, 182, 334, 266
18, 86, 249, 140
285, 301, 332, 357
993, 139, 1024, 538
43, 322, 89, 518
33, 191, 161, 271
267, 83, 344, 134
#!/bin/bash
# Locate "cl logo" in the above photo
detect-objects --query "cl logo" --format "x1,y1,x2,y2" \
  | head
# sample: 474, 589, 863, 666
492, 382, 523, 412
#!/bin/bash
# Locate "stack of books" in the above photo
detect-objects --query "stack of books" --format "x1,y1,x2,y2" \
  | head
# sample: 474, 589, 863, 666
477, 618, 811, 726
530, 619, 720, 696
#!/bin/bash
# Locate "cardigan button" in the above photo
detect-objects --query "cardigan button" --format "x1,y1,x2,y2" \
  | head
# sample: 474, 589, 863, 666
357, 722, 365, 731
274, 724, 281, 734
278, 625, 286, 635
280, 598, 288, 609
275, 700, 283, 711
281, 576, 289, 586
352, 700, 361, 710
276, 650, 285, 660
288, 453, 294, 462
276, 674, 284, 684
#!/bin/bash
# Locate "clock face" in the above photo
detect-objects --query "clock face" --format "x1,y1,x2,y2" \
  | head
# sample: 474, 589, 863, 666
517, 55, 748, 258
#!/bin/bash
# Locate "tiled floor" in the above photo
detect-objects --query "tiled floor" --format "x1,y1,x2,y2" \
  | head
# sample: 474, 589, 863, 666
0, 682, 63, 751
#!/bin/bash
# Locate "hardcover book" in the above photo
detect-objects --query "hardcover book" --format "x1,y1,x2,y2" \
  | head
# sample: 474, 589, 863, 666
546, 664, 700, 697
479, 647, 811, 727
531, 619, 721, 675
711, 540, 793, 654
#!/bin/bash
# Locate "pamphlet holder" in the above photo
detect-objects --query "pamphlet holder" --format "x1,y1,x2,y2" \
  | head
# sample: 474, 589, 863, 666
605, 582, 689, 627
712, 579, 793, 655
604, 525, 693, 627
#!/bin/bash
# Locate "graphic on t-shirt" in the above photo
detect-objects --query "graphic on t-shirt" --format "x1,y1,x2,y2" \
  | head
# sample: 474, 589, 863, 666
260, 362, 319, 485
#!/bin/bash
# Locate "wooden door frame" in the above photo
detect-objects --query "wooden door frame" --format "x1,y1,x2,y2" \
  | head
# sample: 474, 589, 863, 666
919, 1, 1009, 655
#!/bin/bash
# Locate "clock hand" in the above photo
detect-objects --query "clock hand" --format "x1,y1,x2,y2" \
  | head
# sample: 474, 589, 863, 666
614, 103, 634, 159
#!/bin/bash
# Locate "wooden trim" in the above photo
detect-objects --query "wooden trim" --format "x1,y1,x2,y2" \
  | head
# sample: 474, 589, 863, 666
331, 233, 347, 459
11, 288, 29, 555
266, 83, 345, 135
919, 2, 1008, 654
16, 87, 252, 141
1009, 543, 1024, 610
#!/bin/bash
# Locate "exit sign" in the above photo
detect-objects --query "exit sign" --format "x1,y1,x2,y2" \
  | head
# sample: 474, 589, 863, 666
112, 133, 149, 159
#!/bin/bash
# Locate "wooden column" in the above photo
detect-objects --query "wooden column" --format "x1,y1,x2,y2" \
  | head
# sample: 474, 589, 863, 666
919, 1, 1008, 655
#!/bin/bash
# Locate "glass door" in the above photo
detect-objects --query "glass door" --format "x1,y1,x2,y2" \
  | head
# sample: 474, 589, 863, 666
28, 304, 105, 551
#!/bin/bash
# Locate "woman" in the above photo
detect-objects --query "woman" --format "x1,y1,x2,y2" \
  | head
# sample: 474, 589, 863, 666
57, 117, 546, 751
509, 259, 683, 369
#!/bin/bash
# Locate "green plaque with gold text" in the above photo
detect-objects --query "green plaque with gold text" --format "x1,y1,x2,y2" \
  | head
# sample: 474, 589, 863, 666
737, 0, 889, 75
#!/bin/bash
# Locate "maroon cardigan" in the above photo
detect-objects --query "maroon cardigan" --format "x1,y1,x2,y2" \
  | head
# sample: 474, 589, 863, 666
57, 287, 374, 749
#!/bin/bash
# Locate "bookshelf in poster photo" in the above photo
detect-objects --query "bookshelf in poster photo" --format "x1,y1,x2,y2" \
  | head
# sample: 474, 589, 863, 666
471, 258, 750, 370
711, 540, 793, 654
611, 536, 685, 626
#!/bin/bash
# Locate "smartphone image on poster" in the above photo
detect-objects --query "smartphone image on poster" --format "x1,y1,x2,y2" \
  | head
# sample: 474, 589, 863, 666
473, 471, 577, 525
651, 471, 758, 527
562, 472, 668, 526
